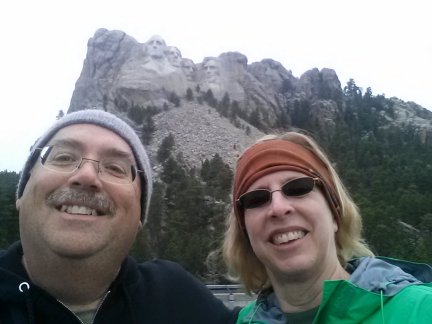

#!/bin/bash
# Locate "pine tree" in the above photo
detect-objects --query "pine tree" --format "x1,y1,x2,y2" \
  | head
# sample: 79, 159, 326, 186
186, 88, 194, 101
157, 133, 175, 163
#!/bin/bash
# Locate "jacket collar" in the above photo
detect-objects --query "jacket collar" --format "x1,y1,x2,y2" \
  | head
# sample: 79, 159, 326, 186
246, 257, 432, 323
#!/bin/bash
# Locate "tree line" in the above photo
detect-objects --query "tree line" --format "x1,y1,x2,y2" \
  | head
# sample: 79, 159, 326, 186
1, 79, 431, 281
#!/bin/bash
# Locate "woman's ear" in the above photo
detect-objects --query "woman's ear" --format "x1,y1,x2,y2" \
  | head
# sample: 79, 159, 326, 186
333, 218, 338, 233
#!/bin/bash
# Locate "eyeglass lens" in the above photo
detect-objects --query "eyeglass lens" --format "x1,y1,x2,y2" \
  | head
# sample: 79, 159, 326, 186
38, 146, 136, 184
238, 177, 316, 209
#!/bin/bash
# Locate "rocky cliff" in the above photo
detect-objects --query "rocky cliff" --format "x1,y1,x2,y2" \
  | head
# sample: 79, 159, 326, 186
68, 28, 432, 168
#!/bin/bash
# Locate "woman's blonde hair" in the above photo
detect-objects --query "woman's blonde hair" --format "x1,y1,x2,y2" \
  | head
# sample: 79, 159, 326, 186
223, 131, 374, 294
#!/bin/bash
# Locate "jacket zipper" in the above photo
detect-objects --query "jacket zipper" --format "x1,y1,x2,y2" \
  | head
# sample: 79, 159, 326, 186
56, 290, 111, 324
91, 290, 111, 324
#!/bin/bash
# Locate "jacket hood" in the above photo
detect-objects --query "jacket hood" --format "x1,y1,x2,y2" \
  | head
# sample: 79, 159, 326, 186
347, 256, 431, 296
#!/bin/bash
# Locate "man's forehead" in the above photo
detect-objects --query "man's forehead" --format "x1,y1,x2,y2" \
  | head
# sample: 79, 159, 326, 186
48, 124, 135, 157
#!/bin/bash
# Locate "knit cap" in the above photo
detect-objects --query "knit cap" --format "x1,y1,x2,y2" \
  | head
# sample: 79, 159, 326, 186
16, 109, 153, 224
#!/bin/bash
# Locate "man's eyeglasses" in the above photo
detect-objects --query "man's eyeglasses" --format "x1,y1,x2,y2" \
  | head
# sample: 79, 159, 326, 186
35, 145, 142, 185
237, 177, 318, 210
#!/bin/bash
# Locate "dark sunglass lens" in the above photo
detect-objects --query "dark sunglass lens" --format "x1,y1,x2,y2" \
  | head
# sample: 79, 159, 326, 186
240, 190, 271, 209
282, 177, 315, 196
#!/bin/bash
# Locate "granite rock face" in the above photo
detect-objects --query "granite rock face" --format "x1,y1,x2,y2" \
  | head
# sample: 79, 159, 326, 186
68, 29, 432, 167
69, 29, 343, 126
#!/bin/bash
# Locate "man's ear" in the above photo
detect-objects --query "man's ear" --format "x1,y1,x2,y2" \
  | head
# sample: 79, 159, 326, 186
16, 199, 21, 211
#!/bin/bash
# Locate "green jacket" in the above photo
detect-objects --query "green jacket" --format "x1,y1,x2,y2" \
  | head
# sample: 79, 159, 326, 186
237, 257, 432, 324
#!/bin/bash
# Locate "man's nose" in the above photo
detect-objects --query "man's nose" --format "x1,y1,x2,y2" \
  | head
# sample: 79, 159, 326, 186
78, 158, 100, 173
68, 158, 103, 189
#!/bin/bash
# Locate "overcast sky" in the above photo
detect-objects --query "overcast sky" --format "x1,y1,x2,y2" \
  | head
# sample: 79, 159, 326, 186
1, 0, 431, 172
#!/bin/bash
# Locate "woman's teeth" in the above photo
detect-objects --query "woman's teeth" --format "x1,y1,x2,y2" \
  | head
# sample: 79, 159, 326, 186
272, 230, 305, 245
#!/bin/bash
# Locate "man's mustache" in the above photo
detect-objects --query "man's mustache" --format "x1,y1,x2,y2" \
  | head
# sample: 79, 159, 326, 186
47, 188, 116, 216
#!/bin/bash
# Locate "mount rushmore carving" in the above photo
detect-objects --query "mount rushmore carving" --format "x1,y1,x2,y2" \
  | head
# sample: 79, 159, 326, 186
68, 28, 432, 148
69, 28, 345, 128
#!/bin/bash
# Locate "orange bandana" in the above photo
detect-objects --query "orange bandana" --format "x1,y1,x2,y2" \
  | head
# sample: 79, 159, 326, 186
233, 140, 341, 228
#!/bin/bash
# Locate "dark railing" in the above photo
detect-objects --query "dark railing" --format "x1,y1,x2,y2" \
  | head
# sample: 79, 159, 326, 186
207, 284, 255, 308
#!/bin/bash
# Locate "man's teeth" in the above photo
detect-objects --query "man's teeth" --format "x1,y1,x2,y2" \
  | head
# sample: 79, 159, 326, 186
273, 231, 305, 245
60, 205, 98, 216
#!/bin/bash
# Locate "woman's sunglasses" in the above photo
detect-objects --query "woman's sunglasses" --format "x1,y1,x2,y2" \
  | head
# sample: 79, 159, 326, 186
237, 177, 318, 210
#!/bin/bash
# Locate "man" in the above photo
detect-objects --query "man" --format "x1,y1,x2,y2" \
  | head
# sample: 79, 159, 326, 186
0, 109, 238, 323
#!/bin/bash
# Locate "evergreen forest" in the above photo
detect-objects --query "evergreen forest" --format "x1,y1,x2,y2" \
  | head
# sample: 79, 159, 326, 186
1, 79, 431, 282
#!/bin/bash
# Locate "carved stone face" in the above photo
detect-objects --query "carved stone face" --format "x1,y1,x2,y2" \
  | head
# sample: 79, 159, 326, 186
181, 58, 196, 81
146, 35, 167, 59
167, 46, 182, 67
166, 46, 182, 67
203, 59, 220, 82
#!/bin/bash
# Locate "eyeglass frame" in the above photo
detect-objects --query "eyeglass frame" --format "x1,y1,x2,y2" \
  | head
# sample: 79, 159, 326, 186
236, 176, 320, 210
33, 145, 143, 185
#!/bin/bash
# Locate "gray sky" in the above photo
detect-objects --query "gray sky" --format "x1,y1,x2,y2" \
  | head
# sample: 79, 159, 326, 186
1, 0, 431, 172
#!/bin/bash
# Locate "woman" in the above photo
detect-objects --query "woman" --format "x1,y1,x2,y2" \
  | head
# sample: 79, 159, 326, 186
224, 131, 432, 323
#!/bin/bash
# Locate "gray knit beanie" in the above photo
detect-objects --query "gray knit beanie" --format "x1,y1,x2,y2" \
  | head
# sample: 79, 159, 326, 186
16, 109, 153, 224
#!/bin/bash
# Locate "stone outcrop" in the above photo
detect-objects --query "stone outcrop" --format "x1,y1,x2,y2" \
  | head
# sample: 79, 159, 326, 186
68, 28, 432, 167
69, 29, 343, 126
69, 29, 137, 113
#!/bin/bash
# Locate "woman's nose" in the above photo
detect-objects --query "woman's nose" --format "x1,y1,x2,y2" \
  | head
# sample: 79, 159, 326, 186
268, 190, 295, 218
